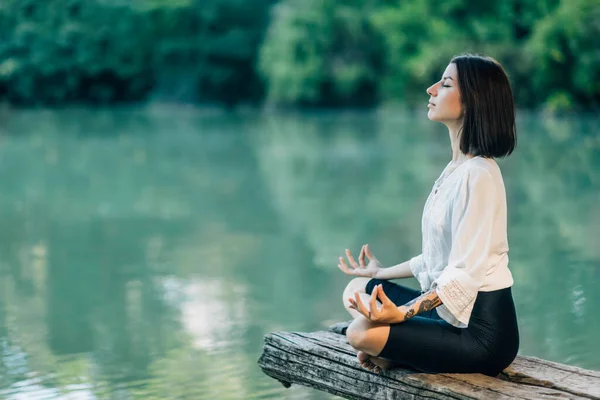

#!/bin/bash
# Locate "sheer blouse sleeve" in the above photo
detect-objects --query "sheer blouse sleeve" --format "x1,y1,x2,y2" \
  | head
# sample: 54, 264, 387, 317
409, 254, 425, 278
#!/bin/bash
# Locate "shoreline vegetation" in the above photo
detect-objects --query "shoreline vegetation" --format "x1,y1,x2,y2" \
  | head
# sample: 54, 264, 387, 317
0, 0, 598, 113
2, 101, 600, 121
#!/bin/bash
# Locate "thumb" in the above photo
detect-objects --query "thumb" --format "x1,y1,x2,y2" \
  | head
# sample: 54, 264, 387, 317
377, 285, 393, 305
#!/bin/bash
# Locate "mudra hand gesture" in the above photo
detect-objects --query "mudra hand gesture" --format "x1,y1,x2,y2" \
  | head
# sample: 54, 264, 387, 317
338, 244, 383, 278
349, 284, 404, 324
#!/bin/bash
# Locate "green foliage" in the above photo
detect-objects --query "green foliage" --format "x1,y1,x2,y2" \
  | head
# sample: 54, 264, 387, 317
145, 0, 273, 105
259, 0, 385, 107
260, 0, 524, 107
526, 0, 600, 112
0, 0, 157, 105
259, 0, 600, 110
0, 0, 273, 106
0, 0, 598, 110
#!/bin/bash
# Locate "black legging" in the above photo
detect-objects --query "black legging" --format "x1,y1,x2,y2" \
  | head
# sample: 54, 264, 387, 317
365, 279, 519, 377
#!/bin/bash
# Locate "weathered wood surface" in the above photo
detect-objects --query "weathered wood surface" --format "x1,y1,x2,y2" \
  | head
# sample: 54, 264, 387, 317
257, 330, 600, 400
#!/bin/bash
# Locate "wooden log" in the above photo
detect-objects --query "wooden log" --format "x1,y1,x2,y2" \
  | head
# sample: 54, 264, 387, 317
257, 330, 600, 400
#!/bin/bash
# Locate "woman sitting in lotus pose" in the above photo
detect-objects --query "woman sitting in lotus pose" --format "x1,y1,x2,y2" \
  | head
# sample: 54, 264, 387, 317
337, 54, 519, 377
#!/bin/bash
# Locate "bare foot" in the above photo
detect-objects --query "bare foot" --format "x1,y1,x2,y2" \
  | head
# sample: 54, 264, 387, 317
369, 356, 396, 373
357, 351, 396, 373
357, 351, 377, 371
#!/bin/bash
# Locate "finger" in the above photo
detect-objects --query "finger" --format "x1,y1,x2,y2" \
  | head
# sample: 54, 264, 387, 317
339, 257, 355, 272
377, 285, 394, 305
352, 296, 366, 316
349, 298, 361, 311
370, 287, 379, 317
345, 249, 359, 269
348, 298, 356, 310
365, 244, 375, 261
354, 292, 370, 318
338, 259, 356, 275
358, 245, 366, 267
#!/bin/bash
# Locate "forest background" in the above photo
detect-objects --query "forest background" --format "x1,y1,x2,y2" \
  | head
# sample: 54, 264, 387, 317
0, 0, 598, 113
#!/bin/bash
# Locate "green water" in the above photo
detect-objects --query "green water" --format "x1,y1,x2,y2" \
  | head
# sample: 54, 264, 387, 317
0, 106, 598, 399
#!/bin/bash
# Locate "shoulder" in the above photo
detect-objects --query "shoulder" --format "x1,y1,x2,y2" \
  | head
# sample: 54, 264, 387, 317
464, 157, 500, 182
458, 157, 501, 195
468, 156, 499, 173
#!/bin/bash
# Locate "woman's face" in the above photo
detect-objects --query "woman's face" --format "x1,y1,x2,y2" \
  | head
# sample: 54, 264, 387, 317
426, 63, 463, 126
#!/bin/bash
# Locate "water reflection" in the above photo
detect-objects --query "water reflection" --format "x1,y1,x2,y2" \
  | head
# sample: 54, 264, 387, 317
174, 277, 249, 351
0, 107, 596, 399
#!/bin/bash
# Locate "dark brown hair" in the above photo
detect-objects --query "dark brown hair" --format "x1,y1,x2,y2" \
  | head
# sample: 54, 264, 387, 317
451, 54, 517, 158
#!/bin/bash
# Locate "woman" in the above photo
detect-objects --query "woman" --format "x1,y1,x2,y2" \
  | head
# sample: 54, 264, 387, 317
337, 54, 519, 377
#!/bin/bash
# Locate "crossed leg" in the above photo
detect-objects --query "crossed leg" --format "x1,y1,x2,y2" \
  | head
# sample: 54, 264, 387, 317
342, 278, 514, 376
342, 277, 397, 372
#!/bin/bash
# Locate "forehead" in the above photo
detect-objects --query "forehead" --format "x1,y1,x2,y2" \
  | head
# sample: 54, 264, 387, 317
442, 63, 457, 79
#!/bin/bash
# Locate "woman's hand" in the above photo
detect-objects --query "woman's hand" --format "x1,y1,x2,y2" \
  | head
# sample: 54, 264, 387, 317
338, 244, 383, 278
348, 284, 405, 325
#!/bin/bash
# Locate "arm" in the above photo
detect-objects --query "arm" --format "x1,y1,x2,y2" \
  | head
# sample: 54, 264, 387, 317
352, 285, 442, 324
395, 289, 442, 323
375, 253, 424, 280
374, 259, 413, 280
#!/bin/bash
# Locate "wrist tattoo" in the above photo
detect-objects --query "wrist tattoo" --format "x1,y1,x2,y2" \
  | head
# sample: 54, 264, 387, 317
404, 298, 418, 308
401, 290, 442, 321
418, 298, 442, 314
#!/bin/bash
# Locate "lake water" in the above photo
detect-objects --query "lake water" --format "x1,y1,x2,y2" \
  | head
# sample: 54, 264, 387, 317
0, 105, 598, 399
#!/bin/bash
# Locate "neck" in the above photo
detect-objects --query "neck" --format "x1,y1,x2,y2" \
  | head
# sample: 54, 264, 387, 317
447, 123, 472, 163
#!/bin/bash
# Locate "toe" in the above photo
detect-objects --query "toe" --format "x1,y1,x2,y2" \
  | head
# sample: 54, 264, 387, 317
356, 351, 369, 363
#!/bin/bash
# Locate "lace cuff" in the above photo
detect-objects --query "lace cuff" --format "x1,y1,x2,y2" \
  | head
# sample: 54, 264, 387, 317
432, 266, 479, 326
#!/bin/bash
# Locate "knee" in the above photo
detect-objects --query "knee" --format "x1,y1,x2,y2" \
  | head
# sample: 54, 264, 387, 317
342, 277, 371, 307
343, 277, 371, 297
345, 318, 368, 349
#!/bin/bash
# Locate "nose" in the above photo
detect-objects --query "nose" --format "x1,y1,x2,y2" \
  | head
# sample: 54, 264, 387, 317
426, 82, 437, 97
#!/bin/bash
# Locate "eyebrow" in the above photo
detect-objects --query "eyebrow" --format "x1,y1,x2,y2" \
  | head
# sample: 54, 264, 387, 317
442, 76, 454, 81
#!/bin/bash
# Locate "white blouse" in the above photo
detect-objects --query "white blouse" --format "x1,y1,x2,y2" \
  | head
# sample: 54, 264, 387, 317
409, 156, 514, 328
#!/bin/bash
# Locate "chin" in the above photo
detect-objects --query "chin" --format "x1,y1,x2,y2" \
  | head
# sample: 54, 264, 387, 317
427, 111, 441, 122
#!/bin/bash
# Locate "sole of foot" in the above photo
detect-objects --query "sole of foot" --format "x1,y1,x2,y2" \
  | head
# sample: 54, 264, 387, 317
357, 351, 382, 373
